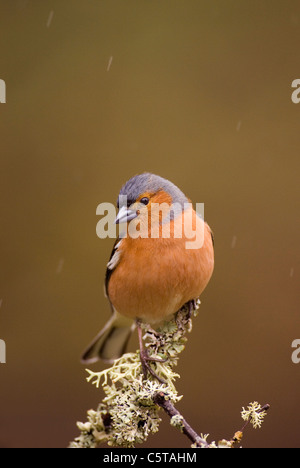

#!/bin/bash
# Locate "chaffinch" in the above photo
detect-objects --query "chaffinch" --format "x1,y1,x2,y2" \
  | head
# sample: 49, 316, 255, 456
81, 173, 214, 379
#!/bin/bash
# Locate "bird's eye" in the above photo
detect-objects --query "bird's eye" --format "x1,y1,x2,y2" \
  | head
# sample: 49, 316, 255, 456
140, 197, 149, 205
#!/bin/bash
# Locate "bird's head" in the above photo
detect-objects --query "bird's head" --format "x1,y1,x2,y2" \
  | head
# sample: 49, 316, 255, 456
115, 173, 188, 235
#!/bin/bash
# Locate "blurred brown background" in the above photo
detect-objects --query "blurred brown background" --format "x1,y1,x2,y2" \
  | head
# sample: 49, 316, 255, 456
0, 0, 299, 448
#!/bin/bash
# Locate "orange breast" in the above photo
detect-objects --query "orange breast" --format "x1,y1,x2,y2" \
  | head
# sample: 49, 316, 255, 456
108, 208, 214, 324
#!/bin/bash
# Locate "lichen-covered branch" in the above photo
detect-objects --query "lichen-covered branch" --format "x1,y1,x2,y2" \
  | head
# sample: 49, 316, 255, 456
152, 391, 209, 447
69, 301, 270, 448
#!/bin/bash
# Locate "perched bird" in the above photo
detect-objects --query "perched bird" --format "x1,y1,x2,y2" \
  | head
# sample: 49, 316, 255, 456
81, 173, 214, 378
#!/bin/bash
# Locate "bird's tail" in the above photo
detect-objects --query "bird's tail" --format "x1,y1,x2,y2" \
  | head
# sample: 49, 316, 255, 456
81, 310, 135, 364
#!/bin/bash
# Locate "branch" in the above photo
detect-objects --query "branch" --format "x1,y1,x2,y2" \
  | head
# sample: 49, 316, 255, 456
154, 393, 271, 449
153, 391, 208, 447
230, 403, 271, 447
69, 302, 270, 448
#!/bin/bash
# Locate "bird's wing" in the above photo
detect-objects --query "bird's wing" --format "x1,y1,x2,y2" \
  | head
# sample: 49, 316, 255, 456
104, 237, 123, 300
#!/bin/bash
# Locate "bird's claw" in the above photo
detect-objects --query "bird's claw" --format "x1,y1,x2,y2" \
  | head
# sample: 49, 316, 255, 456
139, 348, 167, 384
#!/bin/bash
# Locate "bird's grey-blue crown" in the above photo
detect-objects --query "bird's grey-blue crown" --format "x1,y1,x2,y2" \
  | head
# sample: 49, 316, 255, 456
117, 173, 188, 208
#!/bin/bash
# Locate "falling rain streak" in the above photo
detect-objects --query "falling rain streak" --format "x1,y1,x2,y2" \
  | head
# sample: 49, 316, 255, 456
0, 340, 6, 364
231, 235, 237, 249
56, 258, 65, 274
47, 11, 54, 29
107, 56, 113, 71
0, 79, 6, 103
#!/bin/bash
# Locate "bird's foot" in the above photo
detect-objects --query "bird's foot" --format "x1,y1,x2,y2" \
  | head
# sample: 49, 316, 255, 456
139, 348, 167, 384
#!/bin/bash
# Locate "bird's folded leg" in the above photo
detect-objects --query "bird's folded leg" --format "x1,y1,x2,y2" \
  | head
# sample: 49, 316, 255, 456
136, 319, 167, 384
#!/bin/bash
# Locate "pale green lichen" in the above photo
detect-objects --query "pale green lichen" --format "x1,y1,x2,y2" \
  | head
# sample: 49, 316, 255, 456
70, 301, 198, 448
170, 414, 184, 430
69, 406, 110, 448
241, 401, 268, 429
70, 300, 269, 448
217, 439, 233, 448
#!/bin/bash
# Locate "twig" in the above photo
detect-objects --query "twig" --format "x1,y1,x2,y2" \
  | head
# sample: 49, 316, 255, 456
230, 403, 270, 447
153, 391, 208, 447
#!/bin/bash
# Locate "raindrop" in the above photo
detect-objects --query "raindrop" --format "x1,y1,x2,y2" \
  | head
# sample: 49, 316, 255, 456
107, 56, 113, 72
47, 10, 54, 28
231, 235, 237, 249
56, 258, 65, 274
